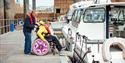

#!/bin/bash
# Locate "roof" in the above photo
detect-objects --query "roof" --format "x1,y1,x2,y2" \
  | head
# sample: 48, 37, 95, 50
70, 1, 94, 9
89, 2, 125, 7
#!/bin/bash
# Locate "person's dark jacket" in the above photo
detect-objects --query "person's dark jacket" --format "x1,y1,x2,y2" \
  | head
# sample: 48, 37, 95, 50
23, 15, 35, 33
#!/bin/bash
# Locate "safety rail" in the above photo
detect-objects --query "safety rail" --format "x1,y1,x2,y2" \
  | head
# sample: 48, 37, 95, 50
0, 19, 23, 34
73, 33, 104, 63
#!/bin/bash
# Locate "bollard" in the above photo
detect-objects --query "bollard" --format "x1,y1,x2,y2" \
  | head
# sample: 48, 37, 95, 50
10, 22, 14, 32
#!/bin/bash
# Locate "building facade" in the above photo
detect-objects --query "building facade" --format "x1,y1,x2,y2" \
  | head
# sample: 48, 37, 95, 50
37, 13, 54, 21
54, 0, 73, 17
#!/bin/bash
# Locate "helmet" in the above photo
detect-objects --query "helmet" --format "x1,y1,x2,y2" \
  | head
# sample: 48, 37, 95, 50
39, 21, 45, 25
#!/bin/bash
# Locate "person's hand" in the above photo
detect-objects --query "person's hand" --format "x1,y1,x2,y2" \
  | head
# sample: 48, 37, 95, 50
47, 34, 51, 36
43, 39, 47, 42
34, 25, 38, 28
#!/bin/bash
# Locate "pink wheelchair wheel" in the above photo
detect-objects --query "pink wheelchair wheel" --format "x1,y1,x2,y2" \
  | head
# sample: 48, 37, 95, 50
32, 39, 49, 55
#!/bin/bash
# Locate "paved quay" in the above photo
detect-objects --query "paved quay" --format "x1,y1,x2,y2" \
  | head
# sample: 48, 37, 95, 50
0, 30, 61, 63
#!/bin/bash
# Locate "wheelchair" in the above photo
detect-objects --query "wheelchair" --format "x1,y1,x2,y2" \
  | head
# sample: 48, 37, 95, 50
32, 25, 57, 55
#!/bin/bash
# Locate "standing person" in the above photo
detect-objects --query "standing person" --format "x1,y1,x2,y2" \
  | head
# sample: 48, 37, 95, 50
30, 11, 37, 25
23, 11, 37, 54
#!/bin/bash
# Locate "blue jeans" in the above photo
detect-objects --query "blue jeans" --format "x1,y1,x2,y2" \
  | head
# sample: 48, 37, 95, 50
23, 31, 32, 54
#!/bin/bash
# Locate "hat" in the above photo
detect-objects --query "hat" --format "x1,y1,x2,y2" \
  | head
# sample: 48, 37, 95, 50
39, 21, 45, 25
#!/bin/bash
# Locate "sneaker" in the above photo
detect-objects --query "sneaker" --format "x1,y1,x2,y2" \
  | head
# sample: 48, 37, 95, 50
30, 52, 36, 55
24, 52, 30, 54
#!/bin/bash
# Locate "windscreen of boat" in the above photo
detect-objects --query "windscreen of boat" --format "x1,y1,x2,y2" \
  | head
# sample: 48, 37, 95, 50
83, 8, 105, 23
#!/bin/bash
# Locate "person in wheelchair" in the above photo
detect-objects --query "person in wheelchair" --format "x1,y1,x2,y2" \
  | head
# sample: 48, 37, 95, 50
36, 21, 62, 52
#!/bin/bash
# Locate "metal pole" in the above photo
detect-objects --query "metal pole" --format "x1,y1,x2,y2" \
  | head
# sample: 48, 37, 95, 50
4, 0, 6, 19
4, 0, 7, 33
24, 0, 29, 19
32, 0, 36, 10
24, 0, 26, 19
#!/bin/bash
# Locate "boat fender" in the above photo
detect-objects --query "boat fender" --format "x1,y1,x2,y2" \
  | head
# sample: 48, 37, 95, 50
102, 37, 125, 62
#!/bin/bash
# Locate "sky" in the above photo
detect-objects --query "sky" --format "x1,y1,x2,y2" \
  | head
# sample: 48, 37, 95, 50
36, 0, 54, 7
15, 0, 53, 9
16, 0, 111, 7
29, 0, 54, 10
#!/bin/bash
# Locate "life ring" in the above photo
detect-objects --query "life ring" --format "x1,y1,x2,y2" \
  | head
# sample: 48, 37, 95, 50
32, 39, 49, 56
102, 37, 125, 62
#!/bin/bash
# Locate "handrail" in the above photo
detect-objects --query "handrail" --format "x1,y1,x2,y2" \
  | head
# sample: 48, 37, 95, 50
0, 19, 19, 28
0, 19, 22, 34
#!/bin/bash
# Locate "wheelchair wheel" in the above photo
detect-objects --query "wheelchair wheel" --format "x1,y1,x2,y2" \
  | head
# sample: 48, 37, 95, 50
32, 39, 49, 55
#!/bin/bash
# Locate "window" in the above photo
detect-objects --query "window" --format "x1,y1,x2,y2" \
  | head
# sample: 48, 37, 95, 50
72, 10, 78, 21
109, 8, 125, 21
83, 8, 105, 23
71, 9, 83, 27
76, 9, 82, 23
109, 6, 125, 26
56, 9, 60, 13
